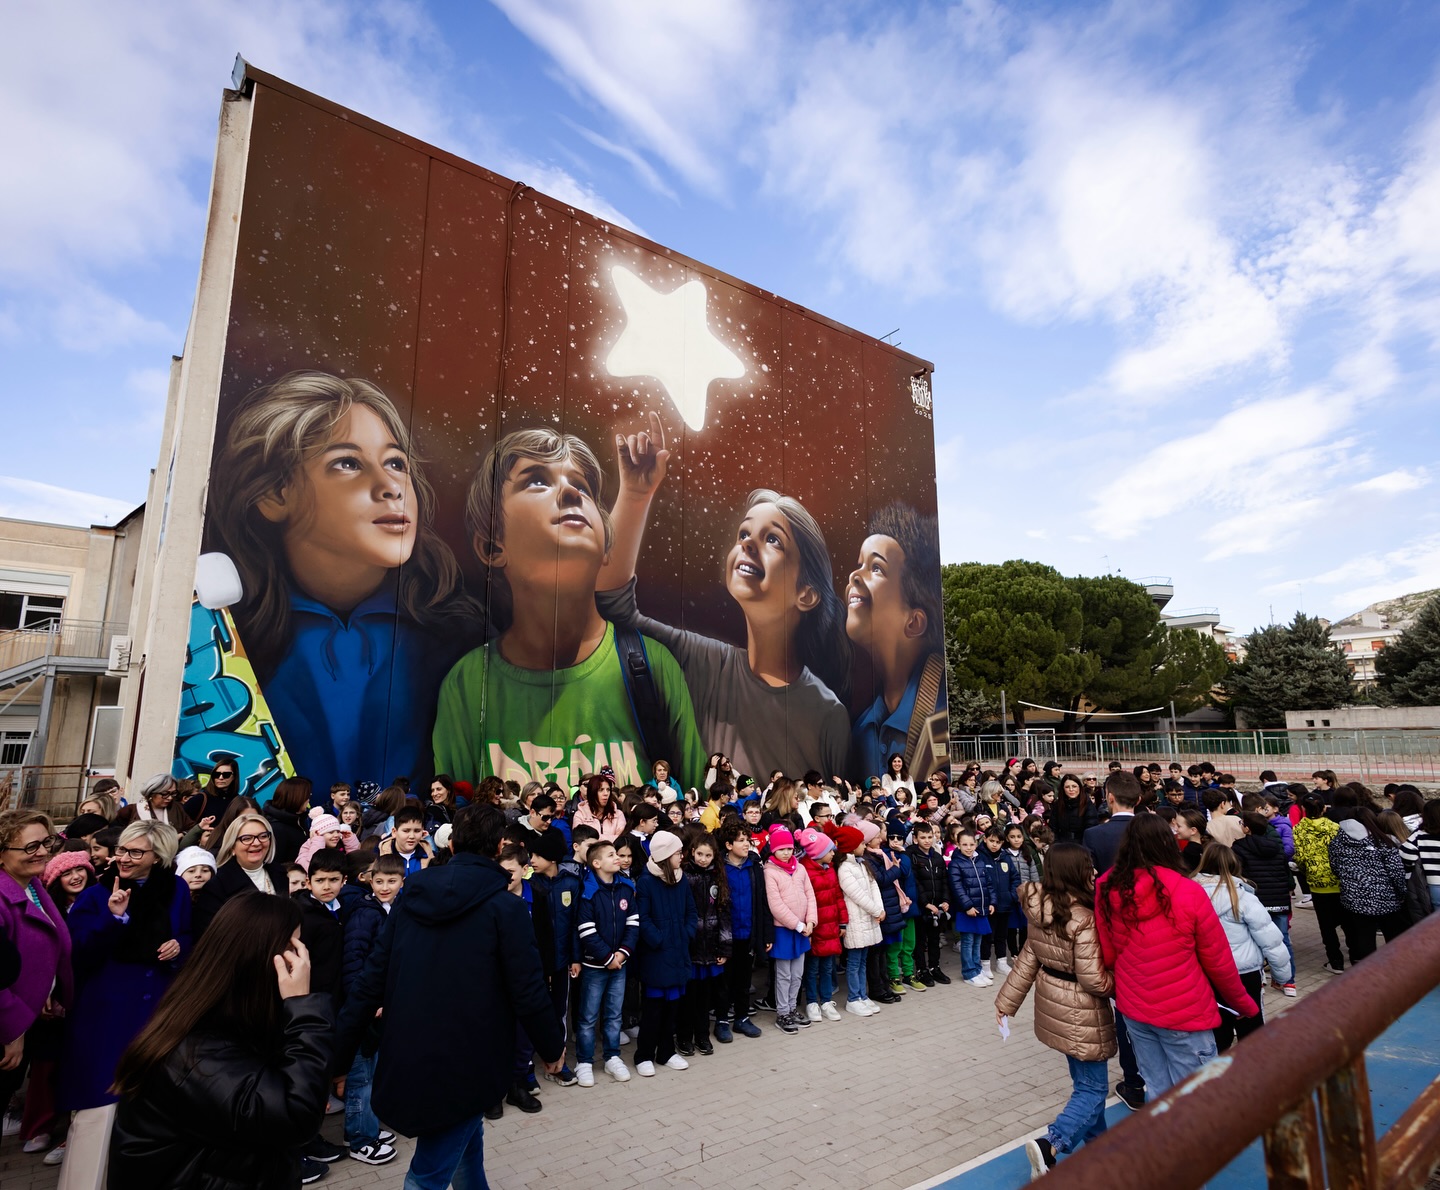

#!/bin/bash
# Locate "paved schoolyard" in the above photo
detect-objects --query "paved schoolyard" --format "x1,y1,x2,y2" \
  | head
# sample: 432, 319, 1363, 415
1, 912, 1332, 1190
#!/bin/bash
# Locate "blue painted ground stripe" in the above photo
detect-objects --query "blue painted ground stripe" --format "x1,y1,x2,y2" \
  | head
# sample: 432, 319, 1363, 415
921, 986, 1440, 1190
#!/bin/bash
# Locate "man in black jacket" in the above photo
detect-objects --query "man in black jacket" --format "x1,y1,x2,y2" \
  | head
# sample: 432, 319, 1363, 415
334, 804, 563, 1190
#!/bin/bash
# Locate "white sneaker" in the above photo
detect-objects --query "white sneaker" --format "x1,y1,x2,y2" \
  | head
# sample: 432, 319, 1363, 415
965, 975, 990, 986
821, 1001, 842, 1021
862, 998, 882, 1013
805, 1002, 822, 1023
44, 1142, 67, 1166
617, 1029, 633, 1044
1296, 895, 1314, 909
604, 1056, 631, 1082
663, 1053, 689, 1070
996, 958, 1012, 974
954, 940, 966, 954
845, 999, 876, 1017
979, 973, 995, 986
635, 1060, 656, 1077
1, 1111, 20, 1137
575, 1063, 595, 1087
23, 1134, 51, 1154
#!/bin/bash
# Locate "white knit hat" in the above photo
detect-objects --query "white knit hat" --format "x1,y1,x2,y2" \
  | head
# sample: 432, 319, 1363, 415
175, 846, 217, 875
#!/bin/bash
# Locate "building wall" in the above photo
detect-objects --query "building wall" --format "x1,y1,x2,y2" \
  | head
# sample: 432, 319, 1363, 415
1285, 706, 1440, 730
0, 508, 144, 783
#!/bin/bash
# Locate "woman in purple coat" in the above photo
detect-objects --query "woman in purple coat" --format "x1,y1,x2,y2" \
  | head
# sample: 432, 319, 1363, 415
0, 810, 74, 1125
58, 819, 190, 1189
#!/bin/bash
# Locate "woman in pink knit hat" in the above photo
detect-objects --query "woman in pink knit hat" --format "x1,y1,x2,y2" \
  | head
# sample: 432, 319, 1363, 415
762, 825, 817, 1034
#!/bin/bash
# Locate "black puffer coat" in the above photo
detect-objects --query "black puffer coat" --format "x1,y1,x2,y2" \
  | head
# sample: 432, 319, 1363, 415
682, 860, 733, 966
1233, 831, 1292, 913
1049, 794, 1101, 845
109, 994, 332, 1190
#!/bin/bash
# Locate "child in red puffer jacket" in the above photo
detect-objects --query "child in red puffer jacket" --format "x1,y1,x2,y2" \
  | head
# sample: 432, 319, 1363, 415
798, 827, 847, 1022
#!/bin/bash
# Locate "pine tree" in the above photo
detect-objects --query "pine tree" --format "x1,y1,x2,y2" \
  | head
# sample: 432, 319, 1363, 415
1376, 594, 1440, 705
1222, 613, 1354, 727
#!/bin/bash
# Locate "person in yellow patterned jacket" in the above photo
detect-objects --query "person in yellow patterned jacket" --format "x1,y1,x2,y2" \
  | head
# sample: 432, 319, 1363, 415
1293, 794, 1345, 974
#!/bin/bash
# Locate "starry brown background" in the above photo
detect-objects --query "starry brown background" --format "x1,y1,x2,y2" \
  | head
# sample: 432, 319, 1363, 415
212, 75, 939, 732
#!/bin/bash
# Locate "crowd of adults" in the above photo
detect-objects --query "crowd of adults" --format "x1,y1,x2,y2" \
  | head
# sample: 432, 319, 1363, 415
0, 755, 1435, 1187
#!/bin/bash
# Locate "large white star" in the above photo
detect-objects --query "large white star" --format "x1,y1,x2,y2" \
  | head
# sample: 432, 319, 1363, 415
604, 264, 746, 431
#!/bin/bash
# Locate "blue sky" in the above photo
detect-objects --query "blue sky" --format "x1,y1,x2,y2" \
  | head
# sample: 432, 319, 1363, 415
2, 0, 1438, 637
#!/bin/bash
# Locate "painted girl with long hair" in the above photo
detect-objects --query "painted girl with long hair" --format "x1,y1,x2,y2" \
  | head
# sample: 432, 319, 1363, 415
205, 371, 479, 796
597, 414, 851, 781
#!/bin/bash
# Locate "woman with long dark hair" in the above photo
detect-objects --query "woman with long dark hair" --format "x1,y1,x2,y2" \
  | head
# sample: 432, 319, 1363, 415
1095, 815, 1256, 1101
572, 773, 626, 842
1049, 775, 1099, 846
995, 842, 1114, 1176
109, 894, 331, 1189
261, 778, 312, 866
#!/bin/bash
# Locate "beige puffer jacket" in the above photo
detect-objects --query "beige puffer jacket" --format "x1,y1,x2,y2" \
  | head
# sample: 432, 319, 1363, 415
994, 883, 1116, 1063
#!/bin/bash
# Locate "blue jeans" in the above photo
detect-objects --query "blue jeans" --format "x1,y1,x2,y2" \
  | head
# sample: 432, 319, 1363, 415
1049, 1057, 1109, 1153
958, 933, 982, 980
844, 947, 868, 1002
405, 1113, 487, 1190
576, 967, 626, 1064
1123, 1015, 1219, 1099
344, 1051, 379, 1148
1270, 912, 1295, 980
803, 953, 836, 1005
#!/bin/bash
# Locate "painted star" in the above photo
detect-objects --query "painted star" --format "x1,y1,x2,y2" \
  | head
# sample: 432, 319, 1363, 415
604, 264, 746, 431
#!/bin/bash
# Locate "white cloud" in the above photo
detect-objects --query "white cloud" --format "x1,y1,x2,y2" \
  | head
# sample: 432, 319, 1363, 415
0, 0, 637, 351
0, 476, 137, 527
1272, 534, 1440, 617
488, 0, 772, 196
565, 121, 678, 202
1354, 469, 1429, 495
51, 287, 172, 353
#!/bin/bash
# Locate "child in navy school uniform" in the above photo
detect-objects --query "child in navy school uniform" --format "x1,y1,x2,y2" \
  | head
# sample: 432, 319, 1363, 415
339, 852, 404, 1165
980, 828, 1021, 978
574, 839, 640, 1086
947, 831, 995, 986
634, 830, 697, 1076
528, 828, 583, 1087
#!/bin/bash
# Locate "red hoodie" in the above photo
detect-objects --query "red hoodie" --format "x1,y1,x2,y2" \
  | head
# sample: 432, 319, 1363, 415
1096, 866, 1257, 1031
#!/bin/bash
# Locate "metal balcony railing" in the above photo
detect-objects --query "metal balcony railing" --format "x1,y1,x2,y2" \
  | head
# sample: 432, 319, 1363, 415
1043, 911, 1440, 1189
0, 619, 127, 674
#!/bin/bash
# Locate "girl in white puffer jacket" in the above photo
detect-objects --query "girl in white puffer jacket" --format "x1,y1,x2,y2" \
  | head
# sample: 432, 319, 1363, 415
1193, 841, 1291, 1052
836, 826, 884, 1017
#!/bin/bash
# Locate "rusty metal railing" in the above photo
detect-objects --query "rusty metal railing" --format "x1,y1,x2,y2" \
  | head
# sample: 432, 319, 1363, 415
1045, 910, 1440, 1190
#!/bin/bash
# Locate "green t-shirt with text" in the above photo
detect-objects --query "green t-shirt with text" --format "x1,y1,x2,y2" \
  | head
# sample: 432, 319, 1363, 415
432, 622, 707, 792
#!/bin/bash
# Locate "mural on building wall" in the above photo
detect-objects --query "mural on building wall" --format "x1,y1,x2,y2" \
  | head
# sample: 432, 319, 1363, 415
173, 76, 946, 800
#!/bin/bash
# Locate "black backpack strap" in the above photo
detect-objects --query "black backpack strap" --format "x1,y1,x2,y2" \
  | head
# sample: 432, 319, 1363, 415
613, 623, 673, 771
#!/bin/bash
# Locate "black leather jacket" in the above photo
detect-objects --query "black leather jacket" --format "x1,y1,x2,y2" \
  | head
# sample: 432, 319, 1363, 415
109, 994, 333, 1190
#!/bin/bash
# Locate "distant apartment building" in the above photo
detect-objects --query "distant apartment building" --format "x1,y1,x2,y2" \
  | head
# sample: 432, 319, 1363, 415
1327, 606, 1408, 686
1142, 576, 1242, 661
0, 509, 143, 801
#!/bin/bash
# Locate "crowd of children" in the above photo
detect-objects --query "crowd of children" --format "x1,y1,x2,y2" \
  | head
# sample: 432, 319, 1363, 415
1, 754, 1436, 1186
